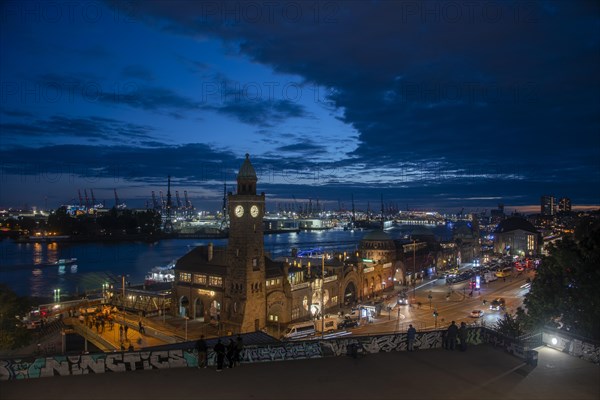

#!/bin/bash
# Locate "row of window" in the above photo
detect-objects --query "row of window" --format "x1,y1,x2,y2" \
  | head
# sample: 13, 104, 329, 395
179, 272, 223, 287
266, 278, 281, 287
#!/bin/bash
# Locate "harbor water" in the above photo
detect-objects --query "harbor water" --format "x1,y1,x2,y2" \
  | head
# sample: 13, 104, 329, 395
0, 225, 453, 299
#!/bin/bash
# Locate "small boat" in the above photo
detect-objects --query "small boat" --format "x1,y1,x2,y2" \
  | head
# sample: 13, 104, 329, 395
44, 258, 78, 266
144, 260, 176, 285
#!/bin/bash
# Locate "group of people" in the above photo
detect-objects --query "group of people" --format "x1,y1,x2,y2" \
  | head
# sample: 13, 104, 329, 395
196, 335, 244, 371
444, 320, 468, 351
406, 320, 469, 352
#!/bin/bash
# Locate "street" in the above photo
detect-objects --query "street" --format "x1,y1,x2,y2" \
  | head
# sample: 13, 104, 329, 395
348, 265, 534, 335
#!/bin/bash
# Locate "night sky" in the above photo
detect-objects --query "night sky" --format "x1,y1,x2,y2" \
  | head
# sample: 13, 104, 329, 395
1, 1, 599, 213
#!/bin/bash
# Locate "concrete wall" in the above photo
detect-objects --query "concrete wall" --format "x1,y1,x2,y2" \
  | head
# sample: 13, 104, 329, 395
542, 329, 600, 364
0, 327, 522, 381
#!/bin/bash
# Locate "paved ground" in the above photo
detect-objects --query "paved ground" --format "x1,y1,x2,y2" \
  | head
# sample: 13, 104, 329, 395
3, 345, 598, 400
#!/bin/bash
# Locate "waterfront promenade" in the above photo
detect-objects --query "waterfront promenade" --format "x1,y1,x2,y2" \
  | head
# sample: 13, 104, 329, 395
3, 344, 599, 400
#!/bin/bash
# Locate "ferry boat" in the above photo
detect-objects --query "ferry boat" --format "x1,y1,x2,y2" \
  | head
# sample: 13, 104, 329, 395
144, 260, 176, 285
42, 258, 78, 267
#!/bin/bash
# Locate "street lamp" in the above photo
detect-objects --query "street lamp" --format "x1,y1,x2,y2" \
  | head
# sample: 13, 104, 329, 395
412, 240, 416, 300
184, 316, 189, 341
321, 254, 325, 338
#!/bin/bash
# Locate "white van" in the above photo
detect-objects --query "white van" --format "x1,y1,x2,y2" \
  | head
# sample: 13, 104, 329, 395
282, 321, 315, 340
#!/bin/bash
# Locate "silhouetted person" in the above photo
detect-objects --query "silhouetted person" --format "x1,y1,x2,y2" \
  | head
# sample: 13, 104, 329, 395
226, 339, 236, 368
459, 322, 468, 351
235, 335, 244, 366
196, 335, 207, 368
407, 324, 416, 351
214, 339, 225, 372
446, 321, 458, 350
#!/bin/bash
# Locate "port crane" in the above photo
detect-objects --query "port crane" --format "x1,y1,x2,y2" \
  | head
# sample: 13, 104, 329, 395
184, 190, 192, 210
175, 190, 182, 209
114, 189, 126, 209
152, 191, 159, 210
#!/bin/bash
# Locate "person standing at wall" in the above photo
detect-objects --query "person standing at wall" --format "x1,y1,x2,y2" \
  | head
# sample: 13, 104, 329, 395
214, 339, 225, 372
446, 321, 458, 350
459, 322, 468, 352
407, 324, 417, 351
196, 335, 207, 368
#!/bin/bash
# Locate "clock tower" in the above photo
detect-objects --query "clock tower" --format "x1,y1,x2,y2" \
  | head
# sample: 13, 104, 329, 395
225, 154, 266, 333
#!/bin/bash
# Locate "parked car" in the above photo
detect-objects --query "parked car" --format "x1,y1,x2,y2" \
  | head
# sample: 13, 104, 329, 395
338, 318, 359, 329
470, 310, 484, 318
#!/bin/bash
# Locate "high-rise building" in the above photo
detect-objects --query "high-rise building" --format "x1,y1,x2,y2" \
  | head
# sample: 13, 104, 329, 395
541, 195, 555, 216
558, 197, 572, 212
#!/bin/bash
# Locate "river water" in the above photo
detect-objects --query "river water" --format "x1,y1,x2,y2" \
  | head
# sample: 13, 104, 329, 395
0, 225, 453, 298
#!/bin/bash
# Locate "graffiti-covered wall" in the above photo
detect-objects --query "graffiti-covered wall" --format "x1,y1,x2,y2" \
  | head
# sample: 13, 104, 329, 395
0, 327, 493, 381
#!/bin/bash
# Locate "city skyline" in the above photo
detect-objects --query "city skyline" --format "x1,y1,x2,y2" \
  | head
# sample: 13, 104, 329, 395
1, 1, 599, 212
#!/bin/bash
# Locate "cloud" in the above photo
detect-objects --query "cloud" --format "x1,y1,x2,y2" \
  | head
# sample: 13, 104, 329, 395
121, 65, 154, 81
107, 0, 599, 189
208, 98, 306, 127
0, 115, 157, 144
36, 73, 199, 113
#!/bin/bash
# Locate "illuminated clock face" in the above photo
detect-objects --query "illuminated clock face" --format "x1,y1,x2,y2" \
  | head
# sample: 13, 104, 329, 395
234, 205, 244, 217
250, 205, 259, 218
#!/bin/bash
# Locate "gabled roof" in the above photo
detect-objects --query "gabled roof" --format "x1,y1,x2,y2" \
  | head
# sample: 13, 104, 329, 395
175, 245, 228, 275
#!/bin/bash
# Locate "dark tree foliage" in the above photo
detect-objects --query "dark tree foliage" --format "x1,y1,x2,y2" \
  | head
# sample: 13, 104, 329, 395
523, 220, 600, 340
494, 310, 525, 339
0, 284, 33, 350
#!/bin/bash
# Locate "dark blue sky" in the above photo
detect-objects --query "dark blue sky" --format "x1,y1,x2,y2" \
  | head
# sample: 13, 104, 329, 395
1, 1, 599, 213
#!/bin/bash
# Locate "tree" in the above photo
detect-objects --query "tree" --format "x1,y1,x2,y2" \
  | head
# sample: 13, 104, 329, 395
522, 221, 600, 340
494, 310, 525, 338
0, 284, 33, 350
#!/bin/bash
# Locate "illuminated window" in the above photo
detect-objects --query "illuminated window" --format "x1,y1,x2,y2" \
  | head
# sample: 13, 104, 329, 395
268, 314, 279, 322
527, 235, 535, 251
194, 274, 207, 285
179, 272, 191, 282
208, 276, 223, 287
291, 307, 300, 319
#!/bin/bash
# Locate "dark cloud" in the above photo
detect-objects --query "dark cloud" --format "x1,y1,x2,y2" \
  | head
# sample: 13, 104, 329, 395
109, 0, 600, 194
208, 98, 306, 128
36, 73, 199, 113
0, 143, 240, 183
275, 139, 327, 155
0, 115, 156, 144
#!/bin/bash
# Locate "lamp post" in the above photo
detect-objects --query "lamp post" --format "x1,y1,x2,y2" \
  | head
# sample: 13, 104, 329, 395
321, 254, 325, 339
412, 240, 416, 300
185, 316, 189, 341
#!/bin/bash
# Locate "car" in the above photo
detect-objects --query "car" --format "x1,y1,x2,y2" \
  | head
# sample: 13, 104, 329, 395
489, 298, 505, 311
338, 318, 359, 329
470, 310, 484, 318
397, 297, 409, 306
